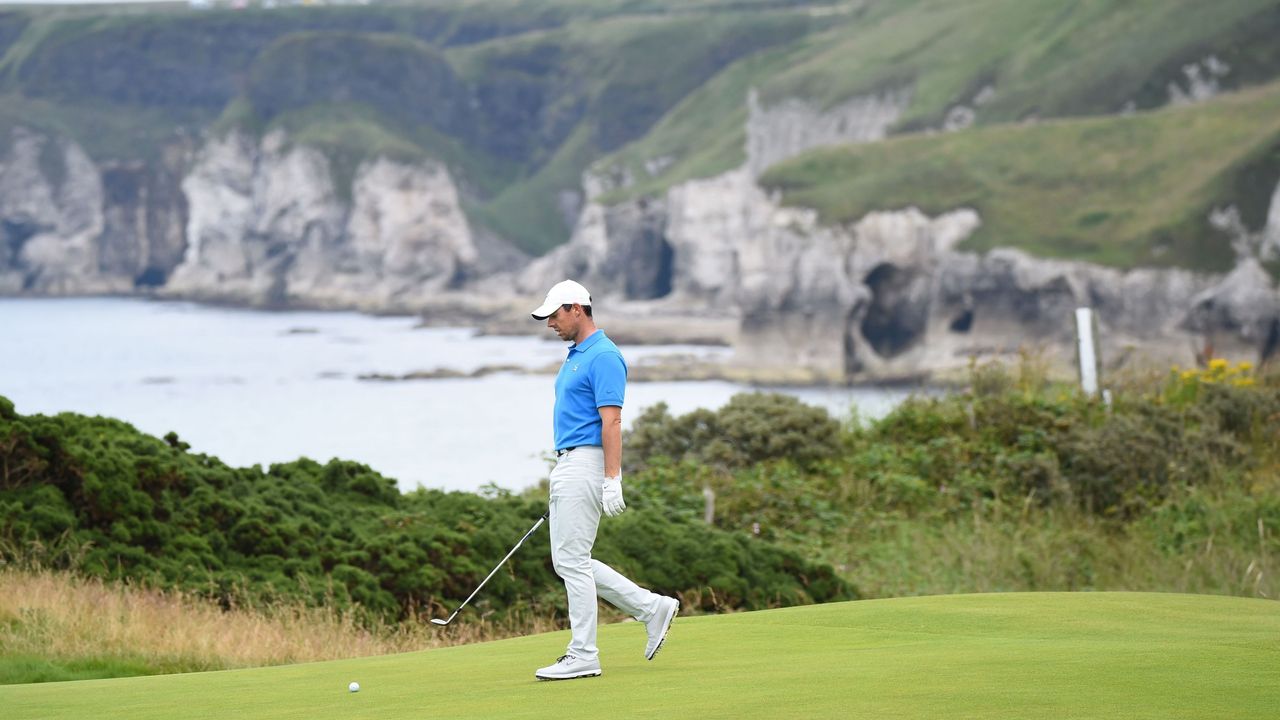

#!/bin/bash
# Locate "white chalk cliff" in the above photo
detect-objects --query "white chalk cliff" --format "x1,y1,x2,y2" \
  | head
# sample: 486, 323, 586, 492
0, 128, 108, 294
165, 131, 509, 311
518, 90, 1280, 380
3, 80, 1279, 381
0, 127, 188, 296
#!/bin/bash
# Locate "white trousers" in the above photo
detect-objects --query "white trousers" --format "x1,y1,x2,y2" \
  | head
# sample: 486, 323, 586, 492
549, 446, 662, 662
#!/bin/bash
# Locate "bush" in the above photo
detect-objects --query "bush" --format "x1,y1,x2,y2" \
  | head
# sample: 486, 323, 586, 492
597, 511, 855, 610
0, 396, 847, 624
627, 393, 843, 472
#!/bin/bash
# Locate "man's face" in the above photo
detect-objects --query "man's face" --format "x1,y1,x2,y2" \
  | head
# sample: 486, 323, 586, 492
546, 304, 580, 341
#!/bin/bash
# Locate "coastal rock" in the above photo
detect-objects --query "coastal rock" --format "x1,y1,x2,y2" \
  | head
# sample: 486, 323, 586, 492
5, 103, 1278, 383
96, 149, 191, 291
546, 155, 1278, 380
515, 197, 671, 303
1183, 258, 1279, 347
664, 168, 756, 307
168, 131, 341, 305
0, 127, 192, 295
1168, 55, 1231, 106
1263, 179, 1280, 262
517, 201, 613, 296
290, 156, 479, 307
746, 87, 912, 177
0, 128, 108, 293
167, 131, 516, 310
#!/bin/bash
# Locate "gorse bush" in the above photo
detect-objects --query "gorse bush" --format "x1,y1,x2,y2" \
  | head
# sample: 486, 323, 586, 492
861, 369, 1276, 520
627, 393, 843, 472
623, 362, 1280, 543
0, 396, 852, 627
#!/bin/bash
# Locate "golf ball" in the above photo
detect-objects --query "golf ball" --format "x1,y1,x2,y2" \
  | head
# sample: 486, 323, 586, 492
349, 681, 360, 693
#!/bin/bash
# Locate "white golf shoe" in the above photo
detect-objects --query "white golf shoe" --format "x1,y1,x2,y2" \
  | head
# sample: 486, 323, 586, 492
534, 654, 602, 681
644, 596, 679, 660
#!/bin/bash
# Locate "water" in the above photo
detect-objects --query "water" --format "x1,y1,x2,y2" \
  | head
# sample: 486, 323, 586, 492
0, 297, 927, 492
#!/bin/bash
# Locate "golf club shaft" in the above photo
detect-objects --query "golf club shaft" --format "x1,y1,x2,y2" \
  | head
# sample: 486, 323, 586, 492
443, 513, 546, 622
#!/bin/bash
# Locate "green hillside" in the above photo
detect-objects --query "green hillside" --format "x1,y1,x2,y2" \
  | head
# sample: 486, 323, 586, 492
760, 80, 1280, 272
2, 1, 1280, 259
4, 593, 1277, 719
602, 0, 1280, 203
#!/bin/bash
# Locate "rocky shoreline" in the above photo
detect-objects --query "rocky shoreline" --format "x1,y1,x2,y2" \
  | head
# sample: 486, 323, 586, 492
5, 120, 1278, 384
353, 360, 935, 387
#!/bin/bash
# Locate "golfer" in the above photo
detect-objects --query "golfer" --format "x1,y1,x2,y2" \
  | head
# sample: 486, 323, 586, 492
530, 280, 680, 681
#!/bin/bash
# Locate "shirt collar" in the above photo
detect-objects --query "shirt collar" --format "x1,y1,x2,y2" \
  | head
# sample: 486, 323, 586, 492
570, 329, 605, 353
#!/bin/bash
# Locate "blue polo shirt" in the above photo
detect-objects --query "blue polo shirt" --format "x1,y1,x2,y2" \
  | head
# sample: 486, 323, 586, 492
554, 330, 627, 451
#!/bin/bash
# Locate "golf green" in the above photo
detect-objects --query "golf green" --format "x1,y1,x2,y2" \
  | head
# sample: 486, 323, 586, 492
3, 592, 1276, 719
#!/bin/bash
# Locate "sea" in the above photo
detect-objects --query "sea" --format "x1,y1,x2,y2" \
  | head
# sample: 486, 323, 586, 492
0, 297, 929, 493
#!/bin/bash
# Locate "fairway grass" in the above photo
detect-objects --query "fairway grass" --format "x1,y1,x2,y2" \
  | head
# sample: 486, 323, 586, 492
3, 592, 1276, 719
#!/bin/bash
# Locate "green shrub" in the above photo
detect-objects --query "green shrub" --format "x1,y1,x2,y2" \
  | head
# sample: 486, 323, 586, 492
597, 510, 854, 610
627, 393, 842, 472
0, 396, 845, 624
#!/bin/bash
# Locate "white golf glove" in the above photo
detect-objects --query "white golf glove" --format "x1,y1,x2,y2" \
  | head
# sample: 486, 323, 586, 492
602, 474, 626, 517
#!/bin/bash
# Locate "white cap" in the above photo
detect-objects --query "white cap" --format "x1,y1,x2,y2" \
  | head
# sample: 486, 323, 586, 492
531, 279, 592, 319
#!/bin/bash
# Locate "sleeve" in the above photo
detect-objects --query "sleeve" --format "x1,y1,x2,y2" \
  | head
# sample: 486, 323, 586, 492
589, 351, 627, 408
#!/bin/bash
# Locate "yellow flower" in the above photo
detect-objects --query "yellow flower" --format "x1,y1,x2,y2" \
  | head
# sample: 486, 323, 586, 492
1208, 358, 1228, 370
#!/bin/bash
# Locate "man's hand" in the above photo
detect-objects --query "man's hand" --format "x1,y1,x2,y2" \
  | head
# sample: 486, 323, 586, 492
602, 475, 626, 517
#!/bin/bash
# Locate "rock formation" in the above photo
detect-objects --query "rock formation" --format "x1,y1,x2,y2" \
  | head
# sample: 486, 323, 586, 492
1, 127, 526, 313
3, 93, 1279, 382
745, 87, 912, 177
515, 89, 1280, 381
165, 131, 519, 311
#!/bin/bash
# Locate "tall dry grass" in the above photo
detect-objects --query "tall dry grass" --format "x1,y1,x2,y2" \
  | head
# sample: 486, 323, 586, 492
833, 489, 1279, 601
0, 566, 562, 676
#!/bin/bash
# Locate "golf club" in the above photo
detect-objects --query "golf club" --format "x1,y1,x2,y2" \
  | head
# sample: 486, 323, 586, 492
430, 512, 548, 626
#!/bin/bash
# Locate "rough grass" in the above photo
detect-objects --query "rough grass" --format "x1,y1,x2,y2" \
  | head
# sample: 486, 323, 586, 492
3, 593, 1277, 719
831, 493, 1278, 601
829, 362, 1280, 600
760, 81, 1280, 271
0, 567, 560, 686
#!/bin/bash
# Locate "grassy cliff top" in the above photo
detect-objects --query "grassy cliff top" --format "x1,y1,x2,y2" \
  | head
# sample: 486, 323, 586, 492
600, 0, 1280, 211
760, 81, 1280, 272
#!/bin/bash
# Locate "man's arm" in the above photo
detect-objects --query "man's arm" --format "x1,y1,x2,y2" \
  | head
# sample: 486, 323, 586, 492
599, 404, 622, 479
